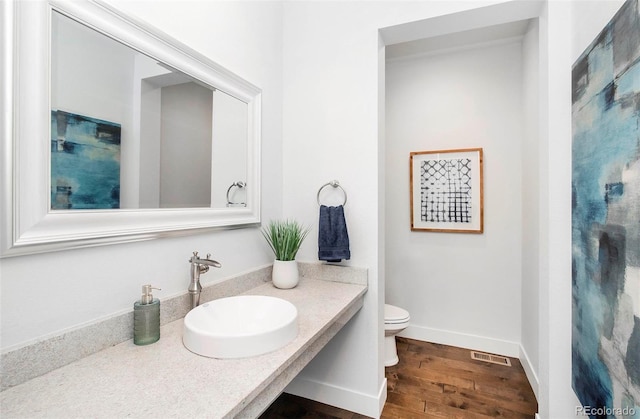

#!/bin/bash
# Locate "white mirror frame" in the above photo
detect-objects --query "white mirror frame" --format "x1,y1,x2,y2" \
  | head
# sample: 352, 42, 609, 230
0, 0, 262, 257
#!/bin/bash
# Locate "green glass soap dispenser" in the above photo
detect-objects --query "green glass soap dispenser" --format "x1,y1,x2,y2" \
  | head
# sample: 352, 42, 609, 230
134, 285, 161, 345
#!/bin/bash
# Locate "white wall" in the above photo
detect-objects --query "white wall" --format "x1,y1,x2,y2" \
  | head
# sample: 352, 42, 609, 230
281, 1, 515, 416
281, 3, 389, 413
571, 0, 626, 61
139, 79, 162, 208
535, 1, 626, 418
134, 58, 172, 208
521, 18, 540, 397
0, 0, 283, 350
211, 91, 248, 208
537, 1, 576, 415
385, 40, 525, 356
159, 82, 212, 208
51, 11, 134, 134
536, 1, 624, 417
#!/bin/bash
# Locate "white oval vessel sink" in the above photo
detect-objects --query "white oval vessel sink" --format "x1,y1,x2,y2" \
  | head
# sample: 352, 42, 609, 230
183, 295, 298, 359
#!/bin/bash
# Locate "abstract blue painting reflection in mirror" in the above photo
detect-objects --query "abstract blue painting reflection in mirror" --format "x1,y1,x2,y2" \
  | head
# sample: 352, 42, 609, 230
51, 110, 121, 209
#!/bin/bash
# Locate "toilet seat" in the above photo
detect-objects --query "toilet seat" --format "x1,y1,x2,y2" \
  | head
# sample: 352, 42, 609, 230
384, 304, 410, 367
385, 304, 410, 324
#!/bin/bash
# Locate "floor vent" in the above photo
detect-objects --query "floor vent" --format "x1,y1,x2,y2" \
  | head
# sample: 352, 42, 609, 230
470, 351, 512, 366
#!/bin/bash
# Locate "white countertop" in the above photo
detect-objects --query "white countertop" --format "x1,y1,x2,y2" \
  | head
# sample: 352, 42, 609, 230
0, 277, 367, 419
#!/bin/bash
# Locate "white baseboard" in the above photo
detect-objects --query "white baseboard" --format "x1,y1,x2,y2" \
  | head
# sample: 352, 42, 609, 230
378, 377, 387, 417
285, 375, 387, 418
400, 324, 521, 357
519, 343, 540, 401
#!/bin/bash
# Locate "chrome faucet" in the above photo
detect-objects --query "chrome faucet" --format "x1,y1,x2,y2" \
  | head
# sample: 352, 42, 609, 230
188, 251, 222, 309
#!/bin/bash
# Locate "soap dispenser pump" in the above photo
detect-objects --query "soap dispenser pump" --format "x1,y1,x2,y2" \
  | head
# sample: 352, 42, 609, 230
134, 285, 161, 345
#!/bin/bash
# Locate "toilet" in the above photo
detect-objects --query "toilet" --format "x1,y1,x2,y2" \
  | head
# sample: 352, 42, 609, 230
384, 304, 410, 367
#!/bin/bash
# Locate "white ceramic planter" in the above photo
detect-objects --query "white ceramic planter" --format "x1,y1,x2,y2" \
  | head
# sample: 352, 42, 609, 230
272, 260, 299, 289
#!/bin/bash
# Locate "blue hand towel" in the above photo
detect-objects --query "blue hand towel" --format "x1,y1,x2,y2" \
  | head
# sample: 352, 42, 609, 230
318, 205, 351, 262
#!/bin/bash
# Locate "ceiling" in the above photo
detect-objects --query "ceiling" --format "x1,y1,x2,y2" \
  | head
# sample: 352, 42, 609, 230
386, 19, 533, 60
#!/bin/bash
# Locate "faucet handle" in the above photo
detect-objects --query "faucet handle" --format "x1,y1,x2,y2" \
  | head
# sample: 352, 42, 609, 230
206, 253, 211, 259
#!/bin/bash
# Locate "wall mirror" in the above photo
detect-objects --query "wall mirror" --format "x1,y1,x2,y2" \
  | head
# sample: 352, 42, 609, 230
0, 0, 262, 257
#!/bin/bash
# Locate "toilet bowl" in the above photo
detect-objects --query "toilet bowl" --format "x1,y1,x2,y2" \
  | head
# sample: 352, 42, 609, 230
384, 304, 410, 367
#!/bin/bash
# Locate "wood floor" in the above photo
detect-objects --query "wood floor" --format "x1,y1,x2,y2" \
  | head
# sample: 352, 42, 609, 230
260, 337, 537, 418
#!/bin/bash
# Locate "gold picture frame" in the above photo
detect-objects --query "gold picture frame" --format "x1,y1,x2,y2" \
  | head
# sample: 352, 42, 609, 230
410, 148, 484, 233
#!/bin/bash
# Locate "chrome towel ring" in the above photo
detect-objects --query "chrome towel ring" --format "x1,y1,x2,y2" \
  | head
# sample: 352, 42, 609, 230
226, 181, 246, 207
317, 180, 347, 206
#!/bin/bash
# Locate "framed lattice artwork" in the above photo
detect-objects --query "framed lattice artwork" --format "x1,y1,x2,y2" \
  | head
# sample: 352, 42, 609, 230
410, 148, 483, 233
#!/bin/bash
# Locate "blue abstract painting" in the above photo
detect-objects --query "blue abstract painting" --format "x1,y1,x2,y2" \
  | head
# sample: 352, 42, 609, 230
572, 0, 640, 418
51, 110, 121, 209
